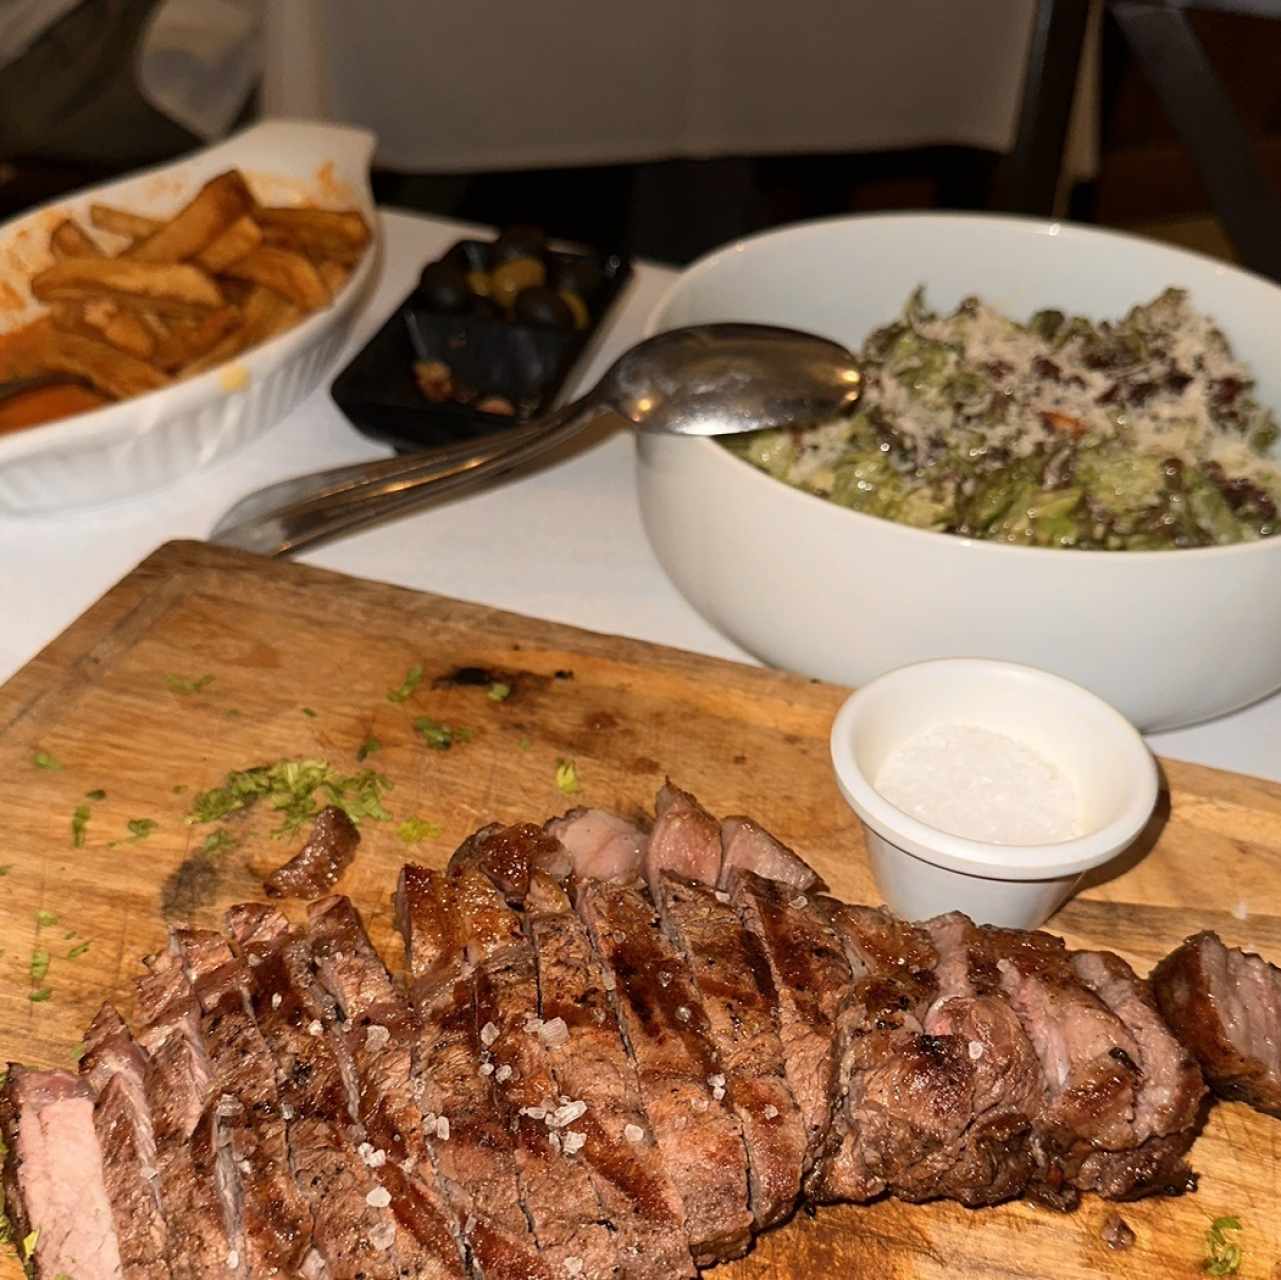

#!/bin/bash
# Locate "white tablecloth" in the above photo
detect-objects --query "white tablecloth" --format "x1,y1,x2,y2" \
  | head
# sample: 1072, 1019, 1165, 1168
0, 209, 1274, 781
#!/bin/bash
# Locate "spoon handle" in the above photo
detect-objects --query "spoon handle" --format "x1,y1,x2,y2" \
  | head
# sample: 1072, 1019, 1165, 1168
210, 393, 601, 557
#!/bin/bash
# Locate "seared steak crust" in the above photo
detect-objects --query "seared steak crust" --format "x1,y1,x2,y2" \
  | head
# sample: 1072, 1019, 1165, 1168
654, 873, 806, 1228
579, 879, 754, 1266
263, 804, 360, 900
526, 874, 695, 1280
1152, 931, 1281, 1118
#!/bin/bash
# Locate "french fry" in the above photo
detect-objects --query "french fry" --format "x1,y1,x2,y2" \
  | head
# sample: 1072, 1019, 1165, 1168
81, 299, 157, 360
223, 246, 330, 311
125, 170, 255, 264
257, 206, 371, 264
151, 307, 243, 372
89, 203, 162, 241
182, 287, 300, 378
15, 318, 169, 398
196, 214, 262, 273
315, 259, 351, 294
31, 258, 224, 315
49, 219, 104, 260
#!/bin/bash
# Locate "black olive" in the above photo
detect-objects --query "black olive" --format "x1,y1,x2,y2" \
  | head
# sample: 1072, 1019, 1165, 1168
470, 295, 503, 320
513, 285, 574, 329
492, 225, 547, 266
415, 262, 471, 314
552, 254, 604, 299
440, 241, 482, 274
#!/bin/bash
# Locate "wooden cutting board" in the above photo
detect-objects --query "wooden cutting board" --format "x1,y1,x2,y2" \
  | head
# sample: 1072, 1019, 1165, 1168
1, 540, 1278, 1280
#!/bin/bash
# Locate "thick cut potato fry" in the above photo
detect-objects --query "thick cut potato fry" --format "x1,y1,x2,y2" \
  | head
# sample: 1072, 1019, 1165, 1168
88, 203, 162, 240
315, 259, 351, 294
196, 215, 263, 273
50, 219, 104, 260
9, 317, 169, 398
31, 258, 224, 313
181, 287, 300, 378
125, 170, 255, 264
150, 307, 243, 372
80, 300, 156, 359
257, 206, 372, 264
224, 246, 330, 310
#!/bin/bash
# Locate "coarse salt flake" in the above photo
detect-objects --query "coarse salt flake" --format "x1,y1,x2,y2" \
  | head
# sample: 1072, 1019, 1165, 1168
762, 1105, 779, 1120
365, 1186, 391, 1209
714, 891, 730, 904
562, 1130, 586, 1155
271, 993, 282, 1009
538, 1017, 569, 1047
1233, 900, 1249, 921
365, 1024, 390, 1050
564, 1257, 583, 1277
308, 1020, 323, 1037
480, 1021, 499, 1047
521, 1105, 547, 1120
226, 1250, 239, 1270
549, 1100, 587, 1128
968, 1041, 986, 1061
495, 1064, 512, 1083
436, 1116, 450, 1141
369, 1222, 396, 1251
623, 1123, 645, 1143
479, 1062, 494, 1076
791, 895, 808, 910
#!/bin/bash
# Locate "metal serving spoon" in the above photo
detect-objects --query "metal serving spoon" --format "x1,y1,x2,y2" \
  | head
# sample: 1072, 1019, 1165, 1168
209, 323, 861, 558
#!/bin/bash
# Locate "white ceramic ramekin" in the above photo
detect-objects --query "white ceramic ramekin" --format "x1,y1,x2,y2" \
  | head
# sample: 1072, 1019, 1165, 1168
829, 658, 1159, 929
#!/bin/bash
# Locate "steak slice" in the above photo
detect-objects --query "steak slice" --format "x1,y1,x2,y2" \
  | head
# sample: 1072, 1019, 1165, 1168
394, 865, 555, 1280
1071, 950, 1205, 1196
80, 1005, 170, 1280
1152, 931, 1281, 1118
224, 903, 401, 1280
263, 804, 360, 900
526, 873, 694, 1280
448, 821, 571, 901
578, 878, 753, 1266
305, 896, 468, 1280
717, 818, 826, 894
133, 950, 236, 1280
544, 809, 648, 883
653, 872, 805, 1228
0, 1066, 124, 1280
171, 928, 315, 1278
727, 871, 850, 1168
454, 871, 619, 1279
643, 782, 723, 894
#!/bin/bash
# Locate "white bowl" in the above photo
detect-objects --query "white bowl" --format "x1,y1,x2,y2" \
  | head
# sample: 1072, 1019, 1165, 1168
0, 119, 379, 514
639, 212, 1281, 732
830, 658, 1159, 929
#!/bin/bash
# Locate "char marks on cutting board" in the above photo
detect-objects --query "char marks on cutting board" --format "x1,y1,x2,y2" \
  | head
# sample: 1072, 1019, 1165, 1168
0, 539, 1279, 1280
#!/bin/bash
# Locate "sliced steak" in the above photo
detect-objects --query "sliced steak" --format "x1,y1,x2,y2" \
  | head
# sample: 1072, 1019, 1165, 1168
525, 873, 694, 1280
454, 872, 619, 1280
448, 821, 571, 901
305, 896, 468, 1280
263, 804, 360, 899
545, 809, 648, 883
643, 783, 722, 894
982, 925, 1143, 1209
1071, 949, 1205, 1196
578, 878, 753, 1266
1152, 931, 1281, 1118
224, 903, 402, 1280
394, 865, 555, 1280
171, 928, 316, 1278
653, 872, 805, 1228
717, 818, 826, 894
80, 1005, 169, 1280
0, 1066, 123, 1280
133, 950, 236, 1280
727, 871, 850, 1168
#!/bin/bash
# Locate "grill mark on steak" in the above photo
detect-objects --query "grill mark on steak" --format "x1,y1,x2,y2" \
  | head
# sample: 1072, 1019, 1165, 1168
1, 1066, 124, 1280
80, 1005, 170, 1280
578, 878, 753, 1266
263, 804, 361, 900
134, 950, 237, 1280
727, 870, 851, 1170
455, 875, 619, 1280
1153, 931, 1281, 1119
395, 866, 555, 1280
653, 872, 805, 1229
171, 928, 316, 1278
525, 873, 695, 1280
305, 896, 468, 1280
1070, 950, 1206, 1198
224, 903, 401, 1280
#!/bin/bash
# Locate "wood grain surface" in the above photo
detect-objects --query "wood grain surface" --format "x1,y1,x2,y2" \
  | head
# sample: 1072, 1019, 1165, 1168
1, 540, 1278, 1279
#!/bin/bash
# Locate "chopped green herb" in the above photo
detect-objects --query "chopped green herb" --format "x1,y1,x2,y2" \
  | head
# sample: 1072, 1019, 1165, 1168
172, 784, 187, 794
0, 864, 11, 876
188, 759, 393, 836
126, 818, 158, 842
84, 788, 106, 801
1203, 1216, 1243, 1275
555, 758, 580, 795
53, 1273, 72, 1280
28, 988, 51, 1004
33, 750, 62, 770
0, 1209, 10, 1245
69, 1044, 85, 1063
225, 709, 242, 719
387, 663, 424, 703
356, 735, 382, 762
167, 673, 215, 695
30, 949, 50, 982
198, 829, 237, 858
71, 803, 90, 848
35, 909, 57, 928
487, 681, 512, 702
67, 941, 91, 960
398, 817, 443, 843
414, 717, 471, 750
302, 707, 318, 718
517, 736, 531, 751
22, 1228, 38, 1260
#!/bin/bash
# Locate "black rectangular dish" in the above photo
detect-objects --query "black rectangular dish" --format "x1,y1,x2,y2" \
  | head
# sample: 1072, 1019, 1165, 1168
330, 234, 632, 453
